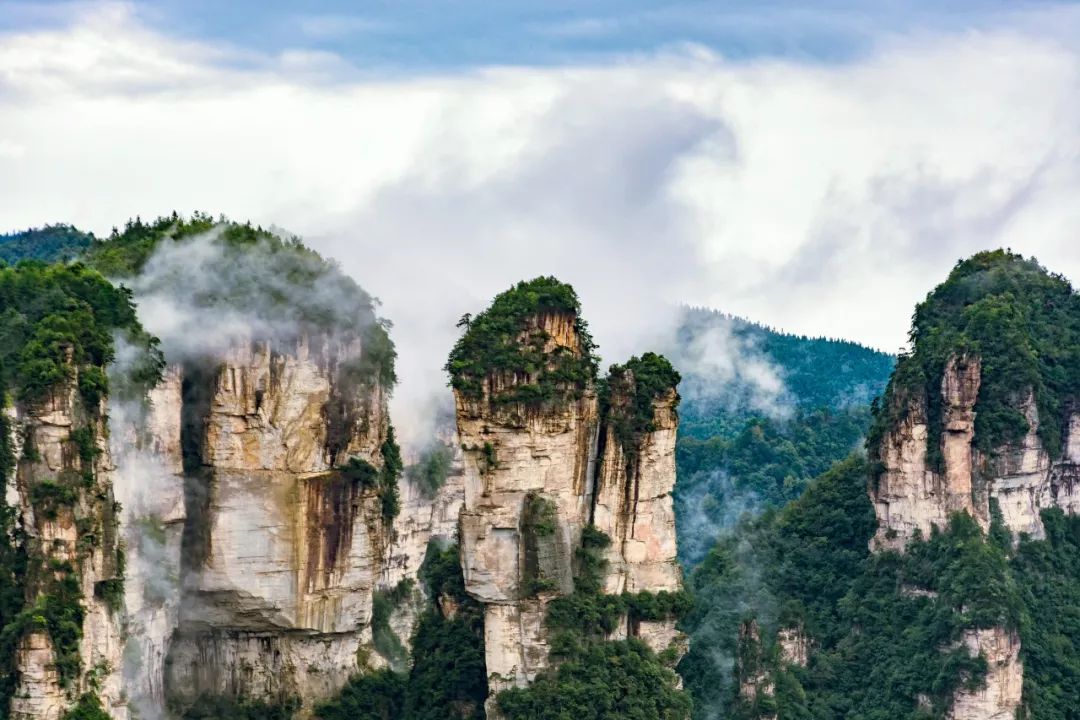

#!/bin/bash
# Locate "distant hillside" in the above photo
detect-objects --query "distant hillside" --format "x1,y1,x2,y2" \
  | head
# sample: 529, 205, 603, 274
675, 307, 895, 439
0, 224, 95, 264
671, 308, 895, 564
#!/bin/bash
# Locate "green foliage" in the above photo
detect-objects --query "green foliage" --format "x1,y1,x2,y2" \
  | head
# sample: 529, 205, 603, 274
600, 352, 680, 456
679, 457, 1027, 719
0, 563, 86, 688
338, 457, 379, 487
405, 543, 487, 720
675, 406, 875, 565
1012, 509, 1080, 719
405, 441, 454, 498
869, 250, 1080, 466
334, 428, 403, 522
0, 261, 162, 405
29, 479, 78, 520
179, 695, 299, 720
675, 307, 895, 440
320, 542, 487, 720
371, 580, 414, 670
522, 493, 561, 596
446, 277, 598, 408
502, 526, 691, 718
497, 640, 692, 720
379, 426, 403, 521
0, 225, 94, 264
93, 579, 124, 614
84, 212, 396, 389
61, 693, 111, 720
314, 669, 406, 720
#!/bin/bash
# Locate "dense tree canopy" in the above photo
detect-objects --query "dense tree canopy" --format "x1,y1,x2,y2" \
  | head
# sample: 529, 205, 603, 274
0, 225, 94, 264
446, 276, 598, 407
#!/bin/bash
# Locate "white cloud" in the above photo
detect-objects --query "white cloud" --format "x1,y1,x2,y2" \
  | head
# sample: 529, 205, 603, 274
2, 2, 1080, 445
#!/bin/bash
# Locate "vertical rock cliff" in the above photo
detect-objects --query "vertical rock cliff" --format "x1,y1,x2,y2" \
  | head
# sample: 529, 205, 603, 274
867, 251, 1080, 719
7, 369, 128, 720
446, 278, 686, 713
159, 337, 396, 713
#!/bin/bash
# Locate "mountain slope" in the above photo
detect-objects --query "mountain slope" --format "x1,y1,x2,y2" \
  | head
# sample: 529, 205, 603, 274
680, 250, 1080, 720
672, 309, 895, 564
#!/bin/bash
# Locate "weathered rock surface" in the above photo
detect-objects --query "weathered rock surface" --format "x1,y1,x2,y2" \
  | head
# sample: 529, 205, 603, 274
8, 372, 128, 720
452, 312, 685, 712
948, 628, 1023, 720
872, 354, 1080, 548
867, 352, 1080, 720
160, 339, 392, 712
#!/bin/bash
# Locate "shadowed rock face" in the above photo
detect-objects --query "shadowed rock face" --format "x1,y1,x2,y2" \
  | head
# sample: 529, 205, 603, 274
452, 311, 685, 712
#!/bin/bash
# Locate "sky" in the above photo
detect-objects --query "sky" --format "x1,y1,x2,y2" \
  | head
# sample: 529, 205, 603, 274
2, 0, 1080, 443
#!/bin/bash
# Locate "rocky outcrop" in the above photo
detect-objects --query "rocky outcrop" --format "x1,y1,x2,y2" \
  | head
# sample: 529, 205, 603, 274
777, 625, 809, 668
872, 354, 1080, 548
452, 310, 685, 711
7, 364, 128, 720
734, 620, 776, 720
867, 352, 1080, 720
157, 338, 393, 712
948, 627, 1023, 720
456, 317, 599, 698
871, 355, 983, 551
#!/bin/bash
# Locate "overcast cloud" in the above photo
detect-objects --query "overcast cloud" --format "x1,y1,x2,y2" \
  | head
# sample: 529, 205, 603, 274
2, 2, 1080, 443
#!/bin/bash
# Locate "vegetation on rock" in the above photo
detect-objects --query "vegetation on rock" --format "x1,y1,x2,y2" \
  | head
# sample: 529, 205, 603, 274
869, 250, 1080, 465
499, 526, 691, 719
600, 352, 680, 457
446, 277, 598, 408
316, 543, 487, 720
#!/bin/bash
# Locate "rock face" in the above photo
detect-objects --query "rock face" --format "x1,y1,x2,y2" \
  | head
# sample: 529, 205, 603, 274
452, 312, 685, 711
157, 339, 393, 711
7, 366, 128, 720
734, 620, 776, 720
871, 354, 1080, 549
871, 355, 983, 551
93, 336, 462, 718
868, 352, 1080, 720
948, 627, 1023, 720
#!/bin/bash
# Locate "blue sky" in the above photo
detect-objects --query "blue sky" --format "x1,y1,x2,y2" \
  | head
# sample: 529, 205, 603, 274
3, 0, 1076, 69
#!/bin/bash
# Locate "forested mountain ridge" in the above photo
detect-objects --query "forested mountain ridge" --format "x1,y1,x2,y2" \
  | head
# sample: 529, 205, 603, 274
0, 225, 94, 264
681, 250, 1080, 720
672, 308, 895, 564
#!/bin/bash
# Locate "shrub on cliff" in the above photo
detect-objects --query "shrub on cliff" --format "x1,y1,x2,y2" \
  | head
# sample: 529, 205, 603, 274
0, 261, 163, 405
600, 352, 681, 455
445, 276, 598, 407
868, 250, 1080, 465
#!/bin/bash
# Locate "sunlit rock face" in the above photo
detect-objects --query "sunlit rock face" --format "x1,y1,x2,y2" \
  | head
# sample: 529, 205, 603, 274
872, 353, 1080, 549
451, 309, 685, 714
104, 335, 467, 718
148, 338, 391, 713
8, 370, 128, 720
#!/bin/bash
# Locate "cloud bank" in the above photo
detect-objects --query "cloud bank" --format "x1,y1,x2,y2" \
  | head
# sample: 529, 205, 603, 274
2, 2, 1080, 442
